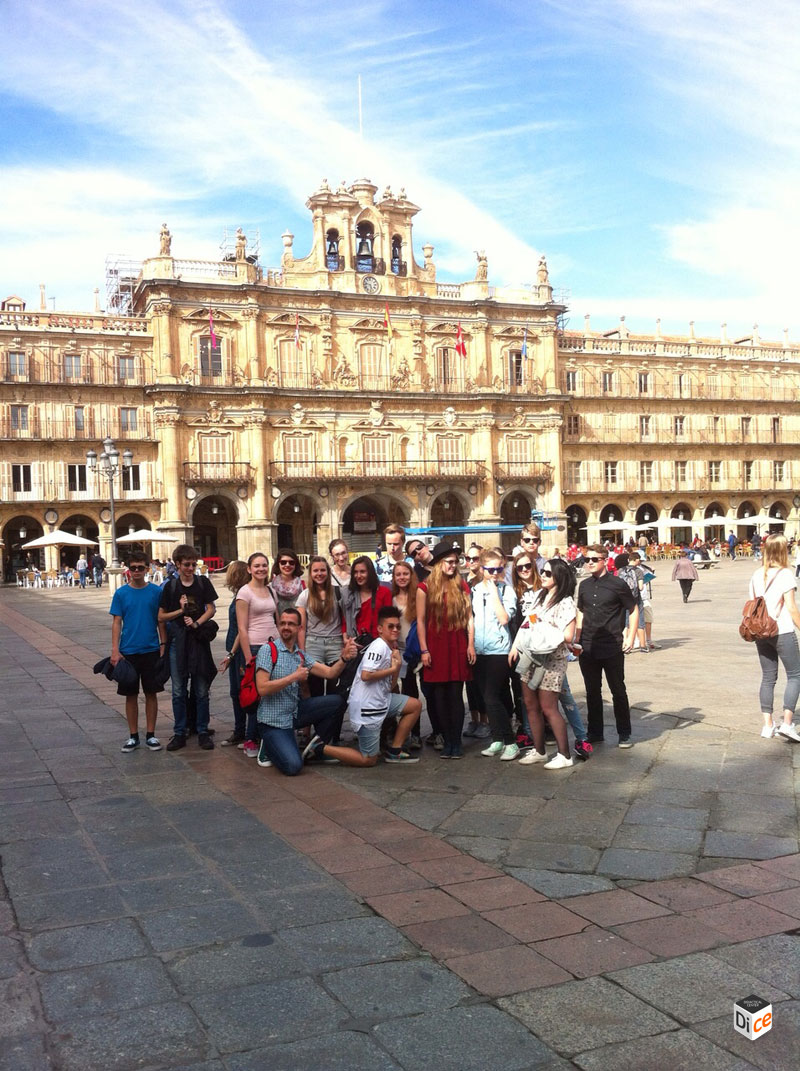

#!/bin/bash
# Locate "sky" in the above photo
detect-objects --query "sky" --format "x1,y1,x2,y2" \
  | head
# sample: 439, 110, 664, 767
1, 0, 798, 341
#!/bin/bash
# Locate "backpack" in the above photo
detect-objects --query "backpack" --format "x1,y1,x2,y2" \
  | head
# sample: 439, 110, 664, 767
739, 573, 779, 642
239, 639, 278, 709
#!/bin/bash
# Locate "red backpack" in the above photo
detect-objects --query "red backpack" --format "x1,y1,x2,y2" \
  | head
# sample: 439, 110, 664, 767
239, 640, 278, 709
739, 573, 779, 642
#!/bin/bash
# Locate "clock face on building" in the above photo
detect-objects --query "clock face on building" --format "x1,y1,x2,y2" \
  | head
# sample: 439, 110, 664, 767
362, 275, 380, 294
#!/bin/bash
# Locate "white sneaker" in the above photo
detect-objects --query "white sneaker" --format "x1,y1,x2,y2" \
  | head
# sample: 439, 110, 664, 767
518, 749, 548, 765
777, 722, 800, 742
544, 752, 574, 769
499, 743, 520, 761
760, 725, 776, 739
481, 741, 504, 757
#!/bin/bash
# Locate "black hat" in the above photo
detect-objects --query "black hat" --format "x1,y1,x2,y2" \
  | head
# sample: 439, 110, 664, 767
430, 540, 460, 565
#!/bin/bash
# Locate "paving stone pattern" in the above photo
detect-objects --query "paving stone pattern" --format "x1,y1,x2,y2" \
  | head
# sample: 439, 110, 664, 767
1, 564, 800, 1069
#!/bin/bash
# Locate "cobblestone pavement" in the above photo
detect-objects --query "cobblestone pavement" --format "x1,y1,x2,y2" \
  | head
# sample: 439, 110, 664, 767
1, 561, 798, 1070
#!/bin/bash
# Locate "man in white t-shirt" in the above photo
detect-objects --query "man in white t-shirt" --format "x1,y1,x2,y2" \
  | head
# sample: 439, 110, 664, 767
304, 607, 422, 765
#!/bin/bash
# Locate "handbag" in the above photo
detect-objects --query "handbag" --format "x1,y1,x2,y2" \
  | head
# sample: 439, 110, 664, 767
403, 620, 421, 664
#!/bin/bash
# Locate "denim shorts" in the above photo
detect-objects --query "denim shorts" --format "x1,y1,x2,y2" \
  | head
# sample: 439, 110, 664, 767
355, 694, 410, 755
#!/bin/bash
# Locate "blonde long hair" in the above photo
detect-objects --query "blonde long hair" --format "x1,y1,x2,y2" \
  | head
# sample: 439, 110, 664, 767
391, 561, 418, 622
763, 533, 789, 573
425, 559, 472, 630
225, 560, 249, 593
306, 555, 335, 622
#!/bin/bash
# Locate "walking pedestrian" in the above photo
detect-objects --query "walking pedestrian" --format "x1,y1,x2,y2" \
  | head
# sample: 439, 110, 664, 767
749, 534, 800, 742
672, 550, 699, 602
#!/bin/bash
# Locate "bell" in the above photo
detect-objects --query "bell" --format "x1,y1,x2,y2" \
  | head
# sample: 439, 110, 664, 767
357, 238, 370, 255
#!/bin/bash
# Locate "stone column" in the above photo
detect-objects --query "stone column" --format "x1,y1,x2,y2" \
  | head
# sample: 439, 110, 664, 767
154, 408, 184, 526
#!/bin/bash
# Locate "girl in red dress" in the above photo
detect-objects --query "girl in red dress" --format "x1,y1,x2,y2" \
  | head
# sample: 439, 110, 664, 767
416, 541, 475, 758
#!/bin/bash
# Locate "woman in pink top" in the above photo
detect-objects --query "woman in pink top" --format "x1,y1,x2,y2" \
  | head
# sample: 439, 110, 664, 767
749, 534, 800, 742
236, 552, 278, 756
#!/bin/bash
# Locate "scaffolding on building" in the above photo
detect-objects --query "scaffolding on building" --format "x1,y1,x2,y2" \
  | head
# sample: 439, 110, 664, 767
220, 226, 261, 264
105, 254, 143, 317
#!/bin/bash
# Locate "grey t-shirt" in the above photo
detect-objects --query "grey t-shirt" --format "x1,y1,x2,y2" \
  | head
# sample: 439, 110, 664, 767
296, 587, 342, 637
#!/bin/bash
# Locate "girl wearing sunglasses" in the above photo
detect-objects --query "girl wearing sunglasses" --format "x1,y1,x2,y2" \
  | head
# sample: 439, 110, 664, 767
472, 549, 518, 760
513, 558, 577, 769
269, 549, 306, 616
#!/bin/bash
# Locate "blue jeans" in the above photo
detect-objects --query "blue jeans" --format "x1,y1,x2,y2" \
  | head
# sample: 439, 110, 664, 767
756, 632, 800, 715
78, 568, 87, 589
559, 673, 587, 743
260, 694, 344, 776
169, 642, 210, 736
93, 567, 103, 587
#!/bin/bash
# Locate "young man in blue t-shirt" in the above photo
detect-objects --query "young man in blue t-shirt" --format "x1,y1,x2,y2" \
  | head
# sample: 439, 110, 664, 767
109, 551, 167, 753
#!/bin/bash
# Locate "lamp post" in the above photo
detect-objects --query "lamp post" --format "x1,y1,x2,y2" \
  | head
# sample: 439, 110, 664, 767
87, 436, 133, 568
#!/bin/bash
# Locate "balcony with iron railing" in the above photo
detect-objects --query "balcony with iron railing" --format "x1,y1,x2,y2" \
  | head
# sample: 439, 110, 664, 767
493, 461, 553, 483
269, 459, 488, 483
0, 413, 154, 441
1, 359, 153, 387
182, 462, 254, 484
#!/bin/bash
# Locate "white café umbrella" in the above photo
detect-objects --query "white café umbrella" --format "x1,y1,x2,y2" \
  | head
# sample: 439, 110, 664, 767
116, 528, 161, 544
22, 529, 98, 550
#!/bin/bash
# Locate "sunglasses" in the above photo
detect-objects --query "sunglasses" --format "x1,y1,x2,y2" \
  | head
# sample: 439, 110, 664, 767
516, 563, 534, 571
585, 557, 604, 564
409, 546, 424, 557
540, 568, 553, 577
465, 556, 481, 563
442, 558, 459, 566
179, 561, 197, 567
384, 622, 402, 630
484, 566, 504, 574
129, 565, 146, 571
279, 559, 295, 566
522, 536, 541, 543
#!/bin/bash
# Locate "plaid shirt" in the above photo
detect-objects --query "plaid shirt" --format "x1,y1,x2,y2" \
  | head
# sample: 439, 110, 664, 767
255, 638, 317, 728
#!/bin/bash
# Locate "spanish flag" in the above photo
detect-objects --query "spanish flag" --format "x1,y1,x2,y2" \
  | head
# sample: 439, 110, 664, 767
384, 302, 394, 342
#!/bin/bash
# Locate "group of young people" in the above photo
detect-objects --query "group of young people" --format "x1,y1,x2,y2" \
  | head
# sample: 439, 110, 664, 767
108, 520, 642, 778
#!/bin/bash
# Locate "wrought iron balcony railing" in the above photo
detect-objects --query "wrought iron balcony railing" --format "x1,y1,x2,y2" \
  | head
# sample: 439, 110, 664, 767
182, 462, 254, 484
269, 460, 487, 483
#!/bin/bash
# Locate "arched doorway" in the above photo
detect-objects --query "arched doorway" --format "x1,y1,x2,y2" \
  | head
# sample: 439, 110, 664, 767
117, 512, 151, 535
430, 492, 467, 547
192, 496, 238, 564
342, 495, 408, 553
61, 513, 100, 568
2, 515, 44, 580
599, 503, 624, 545
769, 500, 789, 534
276, 494, 318, 556
703, 502, 726, 544
670, 502, 693, 546
500, 491, 533, 554
736, 500, 758, 541
566, 504, 587, 546
635, 502, 658, 544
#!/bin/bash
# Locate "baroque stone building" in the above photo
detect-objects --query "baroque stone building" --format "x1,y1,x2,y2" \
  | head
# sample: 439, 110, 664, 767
1, 177, 797, 575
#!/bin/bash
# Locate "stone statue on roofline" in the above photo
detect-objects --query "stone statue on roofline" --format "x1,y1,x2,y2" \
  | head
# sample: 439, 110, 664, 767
159, 224, 171, 256
475, 250, 488, 281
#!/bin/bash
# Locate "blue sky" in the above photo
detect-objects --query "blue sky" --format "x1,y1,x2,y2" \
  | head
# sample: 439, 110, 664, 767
1, 0, 798, 340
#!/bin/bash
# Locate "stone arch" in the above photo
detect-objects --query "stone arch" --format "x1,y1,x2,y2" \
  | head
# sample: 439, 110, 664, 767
430, 491, 467, 529
566, 504, 588, 545
2, 514, 44, 579
339, 491, 412, 552
61, 513, 101, 567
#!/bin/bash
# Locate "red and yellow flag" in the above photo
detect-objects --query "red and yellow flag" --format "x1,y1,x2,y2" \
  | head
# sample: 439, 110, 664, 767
384, 302, 394, 342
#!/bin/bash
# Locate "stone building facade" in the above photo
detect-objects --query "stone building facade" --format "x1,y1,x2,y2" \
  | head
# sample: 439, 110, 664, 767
1, 177, 797, 576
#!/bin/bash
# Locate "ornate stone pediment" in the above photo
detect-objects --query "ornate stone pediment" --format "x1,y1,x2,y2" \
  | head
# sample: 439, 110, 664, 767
271, 402, 326, 430
182, 306, 238, 325
427, 406, 469, 431
348, 318, 385, 333
269, 312, 314, 327
185, 400, 239, 427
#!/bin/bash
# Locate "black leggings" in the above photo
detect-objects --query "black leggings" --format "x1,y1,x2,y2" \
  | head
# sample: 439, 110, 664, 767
427, 681, 465, 749
474, 655, 514, 744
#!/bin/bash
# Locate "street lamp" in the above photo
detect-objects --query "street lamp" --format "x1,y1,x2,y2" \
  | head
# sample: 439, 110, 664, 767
87, 436, 133, 568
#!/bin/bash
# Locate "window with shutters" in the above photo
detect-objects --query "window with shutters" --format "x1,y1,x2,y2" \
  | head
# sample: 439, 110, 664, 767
279, 338, 306, 386
284, 434, 313, 476
359, 344, 383, 389
566, 460, 582, 487
11, 404, 28, 431
566, 414, 580, 438
637, 371, 649, 394
675, 460, 688, 485
709, 460, 722, 484
122, 464, 141, 491
674, 415, 686, 438
604, 461, 617, 484
674, 373, 690, 398
120, 407, 137, 432
437, 346, 463, 392
743, 460, 755, 487
739, 375, 752, 398
12, 464, 31, 492
640, 461, 654, 487
199, 434, 229, 480
118, 356, 135, 380
602, 370, 614, 393
67, 464, 88, 492
772, 417, 781, 443
8, 351, 26, 377
774, 460, 786, 483
706, 374, 720, 398
64, 353, 81, 379
639, 415, 651, 440
75, 406, 85, 432
565, 370, 578, 392
509, 349, 523, 388
363, 435, 389, 476
437, 435, 463, 476
506, 437, 531, 467
741, 416, 751, 440
199, 336, 222, 377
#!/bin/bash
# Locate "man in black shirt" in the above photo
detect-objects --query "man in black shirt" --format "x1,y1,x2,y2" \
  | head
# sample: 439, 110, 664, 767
158, 545, 218, 751
575, 545, 638, 748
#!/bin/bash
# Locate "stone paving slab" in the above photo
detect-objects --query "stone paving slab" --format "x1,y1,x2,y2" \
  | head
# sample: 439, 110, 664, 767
3, 570, 800, 1068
